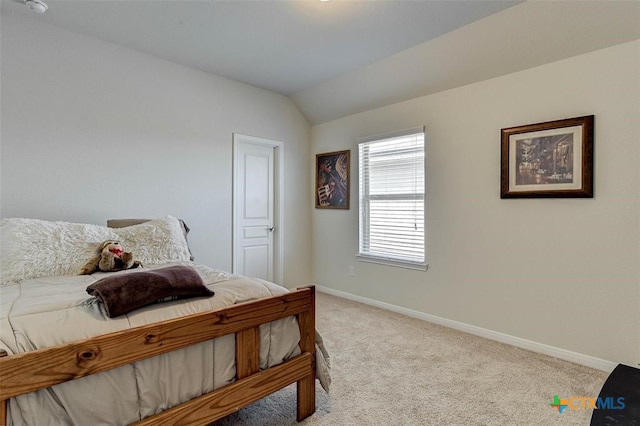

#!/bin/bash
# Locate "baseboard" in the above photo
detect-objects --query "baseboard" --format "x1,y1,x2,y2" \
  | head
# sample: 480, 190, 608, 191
315, 285, 617, 373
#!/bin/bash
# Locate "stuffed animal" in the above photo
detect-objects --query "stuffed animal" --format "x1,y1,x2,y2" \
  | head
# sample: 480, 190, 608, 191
80, 240, 143, 275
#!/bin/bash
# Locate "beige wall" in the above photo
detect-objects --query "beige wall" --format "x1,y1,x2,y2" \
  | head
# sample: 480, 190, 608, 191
312, 40, 640, 366
0, 12, 313, 287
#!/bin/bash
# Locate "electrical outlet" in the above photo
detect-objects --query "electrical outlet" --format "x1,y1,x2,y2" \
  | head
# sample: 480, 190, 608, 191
348, 266, 355, 277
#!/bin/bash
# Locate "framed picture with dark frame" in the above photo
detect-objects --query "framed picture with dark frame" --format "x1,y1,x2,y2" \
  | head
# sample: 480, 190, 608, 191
315, 150, 350, 209
500, 115, 594, 198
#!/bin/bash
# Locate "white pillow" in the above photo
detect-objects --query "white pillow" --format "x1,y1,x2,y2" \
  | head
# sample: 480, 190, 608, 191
0, 218, 119, 286
0, 216, 192, 286
112, 216, 191, 266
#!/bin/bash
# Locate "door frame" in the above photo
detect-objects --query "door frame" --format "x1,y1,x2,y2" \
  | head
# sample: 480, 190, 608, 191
232, 133, 284, 285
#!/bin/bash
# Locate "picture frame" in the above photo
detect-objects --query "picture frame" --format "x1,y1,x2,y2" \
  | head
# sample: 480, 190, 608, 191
500, 115, 594, 198
315, 150, 350, 209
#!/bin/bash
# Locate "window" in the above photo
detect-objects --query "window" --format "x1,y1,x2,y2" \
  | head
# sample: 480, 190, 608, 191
358, 127, 426, 270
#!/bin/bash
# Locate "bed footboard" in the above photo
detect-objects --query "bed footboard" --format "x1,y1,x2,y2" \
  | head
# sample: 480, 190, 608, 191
0, 285, 316, 425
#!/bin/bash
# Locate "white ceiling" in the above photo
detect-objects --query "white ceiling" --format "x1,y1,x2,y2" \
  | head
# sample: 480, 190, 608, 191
2, 0, 639, 124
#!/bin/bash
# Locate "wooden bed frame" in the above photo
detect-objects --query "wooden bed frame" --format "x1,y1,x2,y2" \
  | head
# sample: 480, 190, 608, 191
0, 285, 316, 425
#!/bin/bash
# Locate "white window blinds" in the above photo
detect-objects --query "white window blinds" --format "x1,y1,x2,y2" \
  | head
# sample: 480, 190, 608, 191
358, 127, 426, 269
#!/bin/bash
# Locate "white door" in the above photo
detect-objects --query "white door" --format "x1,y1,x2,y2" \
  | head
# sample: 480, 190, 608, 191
233, 134, 283, 283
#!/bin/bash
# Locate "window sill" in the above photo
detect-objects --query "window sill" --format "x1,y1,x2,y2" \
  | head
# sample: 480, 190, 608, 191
356, 254, 428, 271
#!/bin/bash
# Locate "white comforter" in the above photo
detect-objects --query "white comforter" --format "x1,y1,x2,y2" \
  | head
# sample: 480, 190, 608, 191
0, 262, 323, 425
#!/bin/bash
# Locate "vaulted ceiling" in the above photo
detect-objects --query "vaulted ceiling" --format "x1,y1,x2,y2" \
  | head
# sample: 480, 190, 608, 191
2, 0, 639, 124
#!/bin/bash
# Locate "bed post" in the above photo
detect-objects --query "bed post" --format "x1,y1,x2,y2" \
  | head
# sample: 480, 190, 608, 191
0, 349, 7, 426
296, 286, 316, 421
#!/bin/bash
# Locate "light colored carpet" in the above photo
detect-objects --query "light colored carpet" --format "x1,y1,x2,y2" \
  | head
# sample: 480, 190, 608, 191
213, 292, 608, 425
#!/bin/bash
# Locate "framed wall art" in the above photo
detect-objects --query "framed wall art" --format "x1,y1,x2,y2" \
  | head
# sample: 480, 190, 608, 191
315, 150, 350, 209
500, 115, 594, 198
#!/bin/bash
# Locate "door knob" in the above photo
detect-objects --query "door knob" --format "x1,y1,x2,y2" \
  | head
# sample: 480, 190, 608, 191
267, 227, 275, 232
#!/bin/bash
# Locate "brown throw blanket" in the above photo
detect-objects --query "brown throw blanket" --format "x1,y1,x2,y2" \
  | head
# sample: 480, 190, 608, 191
86, 265, 214, 318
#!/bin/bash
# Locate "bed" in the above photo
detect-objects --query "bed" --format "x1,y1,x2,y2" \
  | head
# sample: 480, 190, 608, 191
0, 216, 330, 425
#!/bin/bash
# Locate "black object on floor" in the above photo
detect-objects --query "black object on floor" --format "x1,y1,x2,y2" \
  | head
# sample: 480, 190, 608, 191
591, 363, 640, 425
